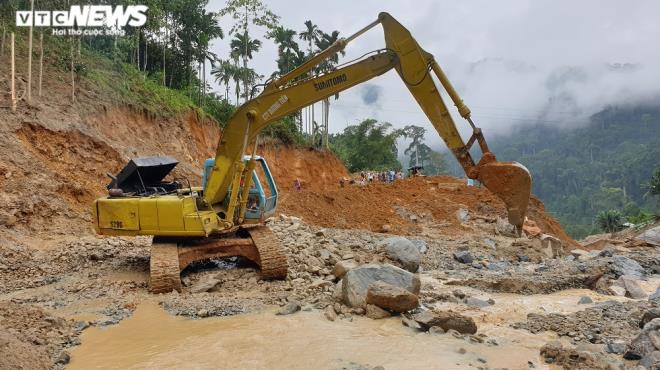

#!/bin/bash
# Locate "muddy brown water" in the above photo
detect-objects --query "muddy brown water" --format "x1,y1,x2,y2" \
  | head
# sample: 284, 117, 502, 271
67, 281, 660, 369
68, 302, 551, 370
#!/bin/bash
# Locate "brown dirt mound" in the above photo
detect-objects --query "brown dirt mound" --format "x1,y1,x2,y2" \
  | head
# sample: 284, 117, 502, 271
259, 143, 349, 194
276, 174, 577, 247
0, 329, 51, 370
0, 301, 77, 369
16, 122, 125, 209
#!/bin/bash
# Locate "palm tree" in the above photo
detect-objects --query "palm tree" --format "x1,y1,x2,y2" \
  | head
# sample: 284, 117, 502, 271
230, 33, 262, 104
315, 30, 344, 148
299, 20, 322, 56
211, 59, 234, 101
268, 26, 299, 75
230, 55, 242, 105
299, 21, 323, 140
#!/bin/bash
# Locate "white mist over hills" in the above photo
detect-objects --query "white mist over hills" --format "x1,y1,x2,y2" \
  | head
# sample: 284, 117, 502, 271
207, 0, 660, 147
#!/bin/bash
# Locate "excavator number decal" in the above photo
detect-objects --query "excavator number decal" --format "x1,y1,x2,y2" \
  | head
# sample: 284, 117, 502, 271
314, 74, 347, 91
262, 95, 289, 121
110, 220, 123, 229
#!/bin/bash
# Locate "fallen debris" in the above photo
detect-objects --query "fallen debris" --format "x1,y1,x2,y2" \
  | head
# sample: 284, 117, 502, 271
366, 281, 419, 313
379, 237, 421, 273
341, 264, 420, 308
276, 301, 302, 316
411, 310, 477, 334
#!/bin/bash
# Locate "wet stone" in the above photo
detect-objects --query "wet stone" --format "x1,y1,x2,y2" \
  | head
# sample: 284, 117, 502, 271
465, 297, 490, 308
453, 251, 473, 264
276, 301, 301, 315
578, 296, 593, 305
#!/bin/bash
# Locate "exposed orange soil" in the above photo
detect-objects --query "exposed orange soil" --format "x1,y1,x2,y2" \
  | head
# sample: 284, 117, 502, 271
273, 168, 577, 247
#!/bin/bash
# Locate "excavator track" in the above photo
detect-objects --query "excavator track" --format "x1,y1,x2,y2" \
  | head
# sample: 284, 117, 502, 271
149, 242, 182, 294
248, 226, 288, 280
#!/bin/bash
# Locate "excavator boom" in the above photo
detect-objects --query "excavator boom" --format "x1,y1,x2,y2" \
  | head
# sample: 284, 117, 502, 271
203, 12, 531, 230
93, 12, 533, 293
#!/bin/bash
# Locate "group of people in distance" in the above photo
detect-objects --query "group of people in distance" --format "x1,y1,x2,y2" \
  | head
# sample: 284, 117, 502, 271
338, 169, 404, 187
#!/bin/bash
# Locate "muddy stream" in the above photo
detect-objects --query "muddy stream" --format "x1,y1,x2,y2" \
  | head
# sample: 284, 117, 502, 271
68, 303, 546, 370
65, 273, 660, 370
64, 288, 626, 369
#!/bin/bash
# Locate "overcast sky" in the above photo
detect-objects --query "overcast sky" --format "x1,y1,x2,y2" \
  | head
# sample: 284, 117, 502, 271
205, 0, 660, 149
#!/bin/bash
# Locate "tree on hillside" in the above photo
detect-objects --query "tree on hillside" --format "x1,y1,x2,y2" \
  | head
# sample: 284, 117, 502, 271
402, 125, 426, 161
299, 20, 322, 58
330, 119, 403, 172
402, 125, 448, 175
424, 150, 449, 175
211, 59, 234, 101
229, 33, 261, 103
221, 0, 279, 104
485, 106, 660, 239
596, 210, 624, 233
315, 30, 344, 149
648, 165, 660, 196
267, 26, 300, 75
299, 20, 323, 139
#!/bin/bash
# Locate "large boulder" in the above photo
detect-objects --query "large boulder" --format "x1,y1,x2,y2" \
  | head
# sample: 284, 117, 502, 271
611, 256, 644, 278
640, 308, 660, 328
411, 310, 477, 334
332, 260, 358, 279
541, 234, 564, 258
614, 275, 647, 299
366, 281, 419, 313
649, 287, 660, 302
636, 226, 660, 247
410, 240, 427, 254
341, 264, 420, 308
625, 318, 660, 361
379, 237, 421, 272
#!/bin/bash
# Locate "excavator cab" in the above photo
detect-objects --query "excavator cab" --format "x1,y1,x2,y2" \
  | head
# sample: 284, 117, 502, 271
202, 156, 278, 222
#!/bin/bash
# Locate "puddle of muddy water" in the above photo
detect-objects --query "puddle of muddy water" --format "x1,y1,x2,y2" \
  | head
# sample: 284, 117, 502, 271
68, 303, 551, 370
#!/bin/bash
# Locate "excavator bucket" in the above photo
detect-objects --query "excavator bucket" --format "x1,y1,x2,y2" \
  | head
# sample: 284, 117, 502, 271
477, 160, 532, 233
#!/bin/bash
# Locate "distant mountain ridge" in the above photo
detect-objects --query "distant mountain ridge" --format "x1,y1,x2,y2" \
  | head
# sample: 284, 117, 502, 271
483, 104, 660, 238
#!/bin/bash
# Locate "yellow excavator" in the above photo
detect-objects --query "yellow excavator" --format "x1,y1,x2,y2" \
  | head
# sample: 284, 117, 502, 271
93, 13, 532, 293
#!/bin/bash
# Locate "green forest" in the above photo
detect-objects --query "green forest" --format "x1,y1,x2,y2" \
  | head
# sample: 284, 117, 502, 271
487, 106, 660, 239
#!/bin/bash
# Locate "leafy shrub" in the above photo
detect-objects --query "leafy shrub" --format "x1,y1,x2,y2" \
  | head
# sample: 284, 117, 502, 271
596, 210, 625, 233
261, 116, 303, 145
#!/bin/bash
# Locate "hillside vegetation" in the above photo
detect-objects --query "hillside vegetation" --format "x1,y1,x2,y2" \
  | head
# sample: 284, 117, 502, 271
488, 106, 660, 238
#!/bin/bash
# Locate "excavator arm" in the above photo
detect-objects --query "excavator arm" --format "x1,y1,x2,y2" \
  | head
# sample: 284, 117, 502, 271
203, 12, 531, 230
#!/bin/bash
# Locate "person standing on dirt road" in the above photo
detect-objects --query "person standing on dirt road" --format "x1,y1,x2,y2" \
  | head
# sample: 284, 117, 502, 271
294, 178, 301, 191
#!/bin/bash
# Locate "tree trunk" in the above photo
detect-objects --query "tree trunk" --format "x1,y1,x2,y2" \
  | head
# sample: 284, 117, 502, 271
1, 25, 5, 57
198, 60, 202, 105
27, 0, 34, 103
235, 81, 240, 104
243, 5, 248, 103
10, 32, 15, 112
324, 98, 330, 148
143, 36, 147, 72
38, 32, 43, 97
311, 103, 315, 145
136, 29, 140, 69
162, 14, 167, 86
71, 38, 75, 103
202, 57, 206, 105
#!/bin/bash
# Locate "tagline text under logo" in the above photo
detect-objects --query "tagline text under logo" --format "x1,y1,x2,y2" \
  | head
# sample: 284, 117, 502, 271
16, 5, 148, 29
